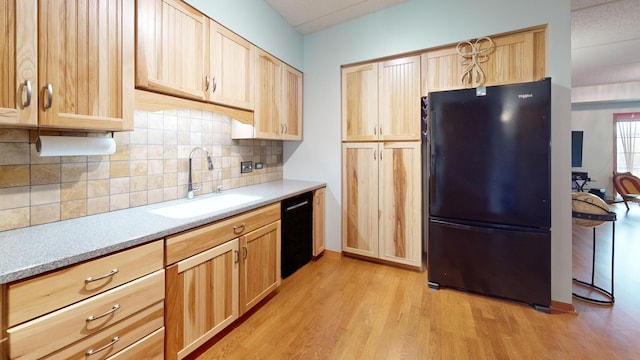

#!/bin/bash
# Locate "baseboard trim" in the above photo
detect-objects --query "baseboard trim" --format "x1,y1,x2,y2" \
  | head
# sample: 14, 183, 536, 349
551, 300, 577, 315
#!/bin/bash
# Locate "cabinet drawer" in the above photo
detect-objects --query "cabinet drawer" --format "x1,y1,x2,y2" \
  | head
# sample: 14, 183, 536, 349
166, 203, 280, 264
8, 240, 163, 327
40, 301, 163, 360
106, 327, 164, 360
8, 270, 164, 360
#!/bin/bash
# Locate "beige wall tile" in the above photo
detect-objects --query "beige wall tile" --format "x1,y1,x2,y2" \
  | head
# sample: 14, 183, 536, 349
110, 194, 129, 211
163, 186, 177, 201
110, 178, 130, 195
61, 163, 87, 183
0, 129, 29, 142
129, 144, 148, 160
0, 143, 30, 165
148, 174, 164, 190
87, 196, 109, 215
148, 145, 164, 160
147, 188, 164, 204
88, 179, 110, 198
61, 199, 87, 220
130, 176, 148, 192
130, 191, 148, 208
31, 203, 60, 226
31, 184, 61, 206
130, 160, 148, 176
110, 161, 131, 178
148, 159, 163, 175
0, 165, 30, 187
0, 207, 30, 231
0, 186, 30, 210
88, 161, 110, 180
130, 128, 148, 145
110, 143, 130, 161
61, 182, 87, 201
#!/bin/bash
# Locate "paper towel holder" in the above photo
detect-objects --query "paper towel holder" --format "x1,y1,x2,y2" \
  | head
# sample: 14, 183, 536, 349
36, 131, 117, 157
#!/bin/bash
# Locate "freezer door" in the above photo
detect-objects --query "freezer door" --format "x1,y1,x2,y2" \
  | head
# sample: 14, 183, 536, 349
428, 219, 550, 308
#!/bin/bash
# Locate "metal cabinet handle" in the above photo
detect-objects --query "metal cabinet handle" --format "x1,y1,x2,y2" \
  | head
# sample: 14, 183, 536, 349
86, 336, 119, 356
374, 127, 377, 135
233, 223, 246, 233
85, 268, 119, 283
373, 150, 376, 160
284, 124, 288, 134
86, 304, 120, 322
19, 80, 32, 108
42, 83, 53, 110
205, 75, 210, 91
211, 76, 217, 93
242, 245, 248, 260
234, 250, 239, 264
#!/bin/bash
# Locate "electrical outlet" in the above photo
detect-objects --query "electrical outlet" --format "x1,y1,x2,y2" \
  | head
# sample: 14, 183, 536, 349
241, 161, 252, 173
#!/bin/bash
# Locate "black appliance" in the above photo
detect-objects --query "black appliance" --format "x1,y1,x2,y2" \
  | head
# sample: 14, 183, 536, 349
281, 192, 313, 279
425, 78, 551, 312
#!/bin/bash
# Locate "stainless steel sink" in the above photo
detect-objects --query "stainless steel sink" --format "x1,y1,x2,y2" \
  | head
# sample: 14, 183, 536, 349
150, 193, 261, 219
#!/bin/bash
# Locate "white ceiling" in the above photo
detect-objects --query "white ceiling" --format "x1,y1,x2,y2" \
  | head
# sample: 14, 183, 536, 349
265, 0, 640, 88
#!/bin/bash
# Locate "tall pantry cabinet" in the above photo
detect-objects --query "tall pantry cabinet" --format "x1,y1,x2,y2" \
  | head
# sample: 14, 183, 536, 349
341, 55, 423, 269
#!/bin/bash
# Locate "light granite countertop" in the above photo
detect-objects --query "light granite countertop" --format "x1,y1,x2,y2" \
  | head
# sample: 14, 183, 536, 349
0, 179, 325, 284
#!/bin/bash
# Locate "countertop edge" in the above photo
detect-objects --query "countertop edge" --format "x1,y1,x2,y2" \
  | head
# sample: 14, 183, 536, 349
0, 180, 326, 284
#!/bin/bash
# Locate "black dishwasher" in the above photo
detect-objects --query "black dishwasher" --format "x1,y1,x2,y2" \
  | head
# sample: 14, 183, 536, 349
281, 192, 313, 278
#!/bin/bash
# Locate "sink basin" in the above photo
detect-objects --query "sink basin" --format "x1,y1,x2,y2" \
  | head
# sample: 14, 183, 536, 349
150, 193, 262, 219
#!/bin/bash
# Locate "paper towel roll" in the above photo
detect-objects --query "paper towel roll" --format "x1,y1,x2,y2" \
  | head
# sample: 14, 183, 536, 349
36, 136, 117, 157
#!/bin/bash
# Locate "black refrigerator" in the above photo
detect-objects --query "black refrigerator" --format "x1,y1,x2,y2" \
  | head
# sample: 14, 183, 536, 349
424, 78, 551, 312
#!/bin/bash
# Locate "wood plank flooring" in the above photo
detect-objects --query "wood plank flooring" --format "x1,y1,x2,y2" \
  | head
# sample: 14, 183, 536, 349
191, 202, 640, 359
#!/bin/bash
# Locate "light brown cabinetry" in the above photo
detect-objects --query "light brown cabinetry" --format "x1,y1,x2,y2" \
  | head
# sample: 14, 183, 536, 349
164, 203, 281, 360
6, 240, 164, 359
165, 239, 239, 360
341, 55, 421, 142
209, 23, 255, 110
421, 28, 546, 94
313, 188, 326, 257
232, 50, 303, 140
342, 142, 422, 268
239, 221, 281, 314
1, 0, 133, 131
0, 0, 37, 127
136, 0, 208, 100
1, 284, 6, 360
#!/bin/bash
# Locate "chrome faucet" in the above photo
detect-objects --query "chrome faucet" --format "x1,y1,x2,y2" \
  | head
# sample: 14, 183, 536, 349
187, 146, 214, 199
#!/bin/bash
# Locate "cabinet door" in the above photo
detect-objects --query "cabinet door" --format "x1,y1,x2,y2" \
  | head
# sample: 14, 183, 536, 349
379, 56, 421, 141
239, 221, 281, 315
209, 21, 254, 110
341, 63, 378, 141
38, 0, 133, 131
342, 143, 379, 258
254, 48, 282, 139
421, 47, 466, 95
480, 31, 536, 87
165, 239, 239, 360
313, 188, 326, 257
281, 63, 303, 140
0, 0, 37, 127
379, 142, 422, 268
136, 0, 207, 101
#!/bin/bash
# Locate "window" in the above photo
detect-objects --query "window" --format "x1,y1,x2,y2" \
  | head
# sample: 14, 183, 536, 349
614, 112, 640, 174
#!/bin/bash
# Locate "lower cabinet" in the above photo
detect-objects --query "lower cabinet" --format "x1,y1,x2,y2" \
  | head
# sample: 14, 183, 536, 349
342, 142, 422, 268
165, 239, 239, 360
239, 221, 281, 315
164, 203, 281, 359
313, 188, 326, 257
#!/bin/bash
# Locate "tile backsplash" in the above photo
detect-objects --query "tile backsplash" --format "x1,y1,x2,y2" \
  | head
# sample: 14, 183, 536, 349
0, 109, 283, 232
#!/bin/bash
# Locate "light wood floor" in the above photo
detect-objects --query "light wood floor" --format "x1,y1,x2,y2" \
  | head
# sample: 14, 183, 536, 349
191, 202, 640, 360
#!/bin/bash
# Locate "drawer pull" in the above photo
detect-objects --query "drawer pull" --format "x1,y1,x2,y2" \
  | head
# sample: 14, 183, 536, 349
86, 304, 120, 322
233, 223, 246, 233
86, 336, 119, 356
85, 268, 119, 283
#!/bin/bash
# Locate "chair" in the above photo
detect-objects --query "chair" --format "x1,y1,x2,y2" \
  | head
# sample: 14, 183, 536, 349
612, 171, 640, 210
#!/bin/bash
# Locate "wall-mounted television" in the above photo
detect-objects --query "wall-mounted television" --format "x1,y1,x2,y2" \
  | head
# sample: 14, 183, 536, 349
571, 131, 584, 167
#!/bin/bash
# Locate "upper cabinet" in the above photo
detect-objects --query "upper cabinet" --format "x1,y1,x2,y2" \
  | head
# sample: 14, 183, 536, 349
232, 49, 303, 140
1, 0, 133, 131
342, 55, 421, 142
422, 27, 546, 95
136, 0, 208, 101
209, 23, 255, 110
0, 0, 37, 127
